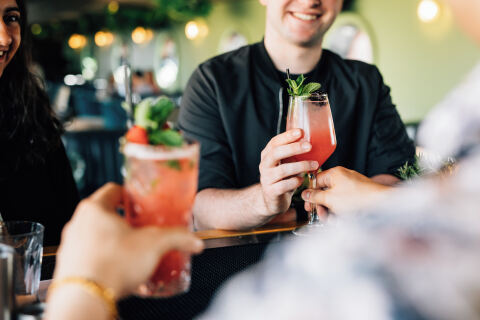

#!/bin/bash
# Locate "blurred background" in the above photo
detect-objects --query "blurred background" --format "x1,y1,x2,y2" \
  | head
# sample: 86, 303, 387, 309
27, 0, 478, 198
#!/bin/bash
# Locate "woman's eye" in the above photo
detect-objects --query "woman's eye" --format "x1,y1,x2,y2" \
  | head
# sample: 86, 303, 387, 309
5, 15, 20, 24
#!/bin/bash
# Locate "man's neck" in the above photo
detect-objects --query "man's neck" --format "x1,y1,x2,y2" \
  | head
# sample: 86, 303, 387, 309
263, 31, 323, 75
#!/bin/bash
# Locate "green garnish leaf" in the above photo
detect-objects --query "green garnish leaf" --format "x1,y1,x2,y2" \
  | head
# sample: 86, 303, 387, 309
149, 129, 183, 147
301, 82, 322, 96
295, 74, 305, 88
166, 160, 181, 171
285, 73, 321, 99
148, 97, 175, 130
132, 96, 185, 147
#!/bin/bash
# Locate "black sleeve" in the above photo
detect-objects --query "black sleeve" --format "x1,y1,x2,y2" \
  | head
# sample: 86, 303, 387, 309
177, 66, 236, 191
367, 69, 416, 178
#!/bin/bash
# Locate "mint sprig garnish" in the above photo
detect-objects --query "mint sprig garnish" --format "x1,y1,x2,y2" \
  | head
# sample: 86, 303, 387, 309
133, 96, 184, 147
285, 70, 321, 99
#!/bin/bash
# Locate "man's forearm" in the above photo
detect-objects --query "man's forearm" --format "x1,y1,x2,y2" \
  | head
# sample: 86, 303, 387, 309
193, 184, 274, 231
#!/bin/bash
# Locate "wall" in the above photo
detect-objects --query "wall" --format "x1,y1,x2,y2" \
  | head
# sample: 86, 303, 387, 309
173, 0, 266, 89
353, 0, 479, 122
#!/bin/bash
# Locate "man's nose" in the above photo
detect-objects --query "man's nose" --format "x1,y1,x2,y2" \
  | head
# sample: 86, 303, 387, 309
298, 0, 321, 8
0, 22, 12, 47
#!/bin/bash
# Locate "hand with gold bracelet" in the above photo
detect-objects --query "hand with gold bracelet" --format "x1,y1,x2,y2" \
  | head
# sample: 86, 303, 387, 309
45, 183, 204, 320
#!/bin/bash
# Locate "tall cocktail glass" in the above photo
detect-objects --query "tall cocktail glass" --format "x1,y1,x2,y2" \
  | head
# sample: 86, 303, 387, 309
122, 140, 199, 297
285, 94, 336, 232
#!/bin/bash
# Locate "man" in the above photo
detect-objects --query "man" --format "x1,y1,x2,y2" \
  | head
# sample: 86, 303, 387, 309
178, 0, 415, 230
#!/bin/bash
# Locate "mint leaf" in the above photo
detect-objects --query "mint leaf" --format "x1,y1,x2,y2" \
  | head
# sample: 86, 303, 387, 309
166, 160, 181, 171
286, 74, 321, 98
149, 129, 183, 147
295, 74, 305, 88
148, 97, 174, 130
301, 82, 321, 95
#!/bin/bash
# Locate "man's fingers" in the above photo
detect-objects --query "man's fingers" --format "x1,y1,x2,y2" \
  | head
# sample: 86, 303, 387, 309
263, 161, 317, 185
88, 183, 124, 211
262, 129, 303, 161
267, 176, 304, 196
262, 141, 312, 168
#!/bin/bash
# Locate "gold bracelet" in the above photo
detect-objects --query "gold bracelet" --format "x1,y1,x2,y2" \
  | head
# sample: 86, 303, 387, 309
48, 277, 118, 319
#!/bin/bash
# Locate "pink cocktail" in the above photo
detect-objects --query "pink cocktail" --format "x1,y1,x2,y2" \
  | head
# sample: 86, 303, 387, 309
285, 94, 336, 230
123, 141, 199, 297
285, 94, 336, 168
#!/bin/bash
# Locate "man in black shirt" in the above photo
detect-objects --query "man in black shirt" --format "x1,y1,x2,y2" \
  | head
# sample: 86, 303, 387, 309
178, 0, 415, 230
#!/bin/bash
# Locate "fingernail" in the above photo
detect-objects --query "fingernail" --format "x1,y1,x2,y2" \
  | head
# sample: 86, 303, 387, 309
194, 239, 204, 250
292, 129, 301, 137
310, 161, 319, 169
302, 142, 311, 151
302, 191, 311, 200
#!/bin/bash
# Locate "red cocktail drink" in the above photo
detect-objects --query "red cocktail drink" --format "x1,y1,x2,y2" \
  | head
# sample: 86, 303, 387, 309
285, 94, 336, 167
123, 141, 199, 297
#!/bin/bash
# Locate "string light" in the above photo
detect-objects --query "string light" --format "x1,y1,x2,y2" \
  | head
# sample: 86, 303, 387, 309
418, 0, 440, 23
131, 27, 154, 45
185, 21, 200, 40
95, 30, 115, 47
68, 34, 87, 50
108, 1, 119, 14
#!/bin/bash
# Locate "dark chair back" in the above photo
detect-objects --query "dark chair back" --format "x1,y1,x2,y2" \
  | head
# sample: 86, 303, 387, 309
63, 129, 126, 199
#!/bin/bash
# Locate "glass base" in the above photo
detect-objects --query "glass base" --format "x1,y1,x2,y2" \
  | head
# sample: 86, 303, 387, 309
292, 222, 325, 236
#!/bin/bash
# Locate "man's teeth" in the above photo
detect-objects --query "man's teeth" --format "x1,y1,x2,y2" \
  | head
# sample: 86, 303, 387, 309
292, 12, 318, 21
0, 51, 4, 57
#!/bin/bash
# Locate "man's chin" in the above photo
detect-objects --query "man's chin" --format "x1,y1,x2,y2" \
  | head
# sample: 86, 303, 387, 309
288, 34, 323, 48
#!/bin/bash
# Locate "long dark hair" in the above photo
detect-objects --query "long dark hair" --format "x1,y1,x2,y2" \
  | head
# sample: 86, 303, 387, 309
0, 0, 63, 167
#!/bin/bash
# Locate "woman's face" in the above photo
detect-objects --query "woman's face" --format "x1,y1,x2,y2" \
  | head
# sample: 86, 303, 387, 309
0, 0, 21, 78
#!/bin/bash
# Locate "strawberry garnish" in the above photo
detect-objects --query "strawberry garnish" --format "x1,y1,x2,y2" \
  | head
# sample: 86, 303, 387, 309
126, 125, 149, 144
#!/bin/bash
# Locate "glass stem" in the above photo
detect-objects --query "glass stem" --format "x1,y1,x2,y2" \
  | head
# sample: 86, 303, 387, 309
308, 172, 318, 225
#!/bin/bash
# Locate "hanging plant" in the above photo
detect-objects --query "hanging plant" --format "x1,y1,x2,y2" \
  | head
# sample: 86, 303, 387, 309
32, 0, 212, 39
153, 0, 212, 22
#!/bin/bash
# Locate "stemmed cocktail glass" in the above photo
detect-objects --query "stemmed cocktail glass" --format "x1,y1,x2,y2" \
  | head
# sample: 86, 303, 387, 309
285, 93, 336, 234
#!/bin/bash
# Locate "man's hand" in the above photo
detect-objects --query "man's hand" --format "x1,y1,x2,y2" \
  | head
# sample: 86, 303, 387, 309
259, 129, 319, 218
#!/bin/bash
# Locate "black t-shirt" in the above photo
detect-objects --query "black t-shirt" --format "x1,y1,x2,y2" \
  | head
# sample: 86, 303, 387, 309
0, 140, 79, 245
178, 41, 415, 193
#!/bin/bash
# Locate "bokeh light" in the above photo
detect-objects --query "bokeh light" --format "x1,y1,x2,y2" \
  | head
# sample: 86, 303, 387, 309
68, 34, 88, 50
132, 27, 154, 45
418, 0, 440, 23
31, 24, 42, 36
108, 1, 119, 14
95, 30, 115, 47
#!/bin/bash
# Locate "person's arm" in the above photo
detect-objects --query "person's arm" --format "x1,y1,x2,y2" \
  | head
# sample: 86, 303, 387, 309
45, 183, 203, 320
302, 167, 392, 214
193, 129, 318, 230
